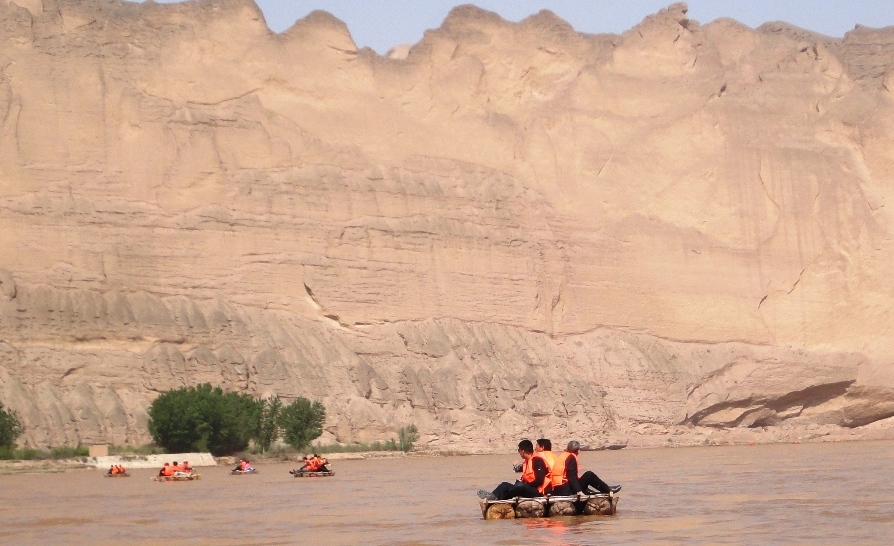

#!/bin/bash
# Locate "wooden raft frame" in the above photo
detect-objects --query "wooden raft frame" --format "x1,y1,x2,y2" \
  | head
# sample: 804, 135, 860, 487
291, 471, 335, 478
480, 492, 619, 519
151, 474, 201, 482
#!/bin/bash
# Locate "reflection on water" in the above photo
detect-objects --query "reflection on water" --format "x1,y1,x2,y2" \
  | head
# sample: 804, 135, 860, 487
1, 440, 892, 545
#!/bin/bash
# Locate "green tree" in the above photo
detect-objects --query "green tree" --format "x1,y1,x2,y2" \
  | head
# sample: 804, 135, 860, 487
147, 384, 261, 456
255, 396, 282, 453
0, 402, 23, 450
278, 397, 325, 450
398, 424, 419, 452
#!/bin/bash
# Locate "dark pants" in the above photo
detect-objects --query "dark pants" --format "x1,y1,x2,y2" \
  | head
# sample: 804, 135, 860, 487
492, 480, 540, 500
552, 471, 612, 495
578, 471, 611, 493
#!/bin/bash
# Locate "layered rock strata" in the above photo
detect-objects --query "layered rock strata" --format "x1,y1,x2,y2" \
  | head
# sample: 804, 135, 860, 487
1, 0, 893, 449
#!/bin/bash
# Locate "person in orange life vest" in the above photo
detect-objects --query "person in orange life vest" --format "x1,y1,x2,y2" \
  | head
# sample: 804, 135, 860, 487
535, 438, 556, 471
311, 454, 330, 472
159, 462, 176, 477
478, 439, 551, 501
303, 456, 319, 472
299, 456, 311, 471
115, 465, 126, 474
549, 440, 621, 496
108, 465, 117, 475
234, 458, 254, 472
179, 461, 192, 474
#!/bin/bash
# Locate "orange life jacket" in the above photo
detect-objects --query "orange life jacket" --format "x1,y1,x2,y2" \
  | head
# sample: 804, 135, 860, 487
116, 466, 126, 474
520, 453, 550, 494
550, 452, 576, 487
240, 461, 249, 471
540, 451, 555, 473
307, 458, 319, 471
162, 465, 175, 476
110, 466, 118, 474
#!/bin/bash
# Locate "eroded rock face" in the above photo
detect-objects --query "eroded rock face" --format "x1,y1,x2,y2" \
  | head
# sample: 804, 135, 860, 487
1, 1, 893, 449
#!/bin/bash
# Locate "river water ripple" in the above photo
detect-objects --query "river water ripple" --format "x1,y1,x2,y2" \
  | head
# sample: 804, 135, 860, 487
1, 440, 891, 545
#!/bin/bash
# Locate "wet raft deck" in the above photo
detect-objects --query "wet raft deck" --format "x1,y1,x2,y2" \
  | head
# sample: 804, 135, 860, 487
151, 474, 201, 482
480, 493, 618, 519
292, 471, 334, 478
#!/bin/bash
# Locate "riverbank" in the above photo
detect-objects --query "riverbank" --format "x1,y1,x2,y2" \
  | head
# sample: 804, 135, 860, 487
3, 420, 893, 476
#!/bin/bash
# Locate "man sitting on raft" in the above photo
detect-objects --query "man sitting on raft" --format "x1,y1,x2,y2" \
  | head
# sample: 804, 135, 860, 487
310, 454, 330, 472
291, 454, 330, 474
549, 440, 621, 496
171, 460, 193, 477
234, 458, 254, 473
478, 439, 551, 501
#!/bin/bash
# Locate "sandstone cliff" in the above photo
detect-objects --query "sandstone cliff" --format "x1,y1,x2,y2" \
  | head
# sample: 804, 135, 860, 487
1, 0, 893, 450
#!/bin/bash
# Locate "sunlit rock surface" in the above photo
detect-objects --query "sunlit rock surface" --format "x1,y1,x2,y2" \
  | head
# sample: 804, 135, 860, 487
1, 0, 893, 449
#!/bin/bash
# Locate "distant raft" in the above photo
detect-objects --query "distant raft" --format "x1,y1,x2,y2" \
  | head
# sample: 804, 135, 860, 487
104, 473, 130, 478
151, 474, 201, 482
480, 493, 618, 519
290, 470, 334, 478
230, 469, 260, 475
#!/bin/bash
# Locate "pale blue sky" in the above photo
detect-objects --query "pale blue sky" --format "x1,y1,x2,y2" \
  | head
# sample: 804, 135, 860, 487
139, 1, 894, 53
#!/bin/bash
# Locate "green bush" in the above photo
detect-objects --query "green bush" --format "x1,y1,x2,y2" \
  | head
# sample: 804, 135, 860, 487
147, 384, 261, 456
0, 446, 87, 461
0, 402, 23, 450
256, 396, 283, 453
49, 445, 88, 458
398, 424, 420, 452
278, 398, 325, 450
312, 439, 400, 454
17, 448, 45, 460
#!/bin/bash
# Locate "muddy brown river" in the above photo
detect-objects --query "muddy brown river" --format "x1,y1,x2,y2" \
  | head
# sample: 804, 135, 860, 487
1, 440, 891, 545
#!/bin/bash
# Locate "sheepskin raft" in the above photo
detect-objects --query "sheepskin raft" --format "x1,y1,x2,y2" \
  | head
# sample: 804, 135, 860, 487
230, 469, 260, 475
104, 473, 130, 478
151, 474, 201, 482
480, 493, 618, 519
291, 470, 334, 478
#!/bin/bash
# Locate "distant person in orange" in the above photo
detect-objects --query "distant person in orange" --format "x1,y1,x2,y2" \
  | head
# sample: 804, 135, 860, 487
291, 456, 312, 475
179, 461, 193, 474
234, 458, 254, 472
159, 462, 176, 477
304, 456, 319, 472
108, 465, 118, 475
311, 454, 330, 472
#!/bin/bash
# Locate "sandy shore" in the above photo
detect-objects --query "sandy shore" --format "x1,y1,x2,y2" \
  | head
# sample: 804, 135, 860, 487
4, 421, 893, 476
